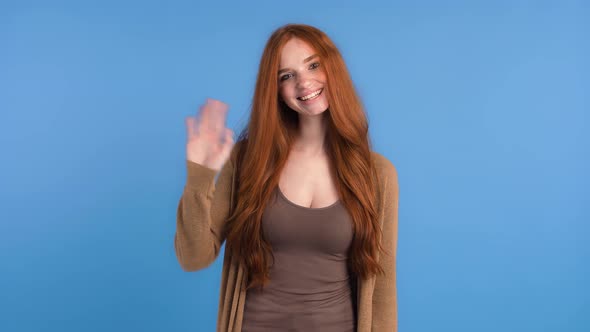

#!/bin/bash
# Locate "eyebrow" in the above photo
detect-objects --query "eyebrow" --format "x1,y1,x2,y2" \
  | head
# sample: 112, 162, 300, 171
278, 54, 319, 75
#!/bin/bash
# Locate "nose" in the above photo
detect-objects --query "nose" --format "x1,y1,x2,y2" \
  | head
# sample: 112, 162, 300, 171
296, 72, 313, 89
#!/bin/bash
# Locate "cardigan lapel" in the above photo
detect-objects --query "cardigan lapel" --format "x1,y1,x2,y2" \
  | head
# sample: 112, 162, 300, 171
357, 274, 376, 332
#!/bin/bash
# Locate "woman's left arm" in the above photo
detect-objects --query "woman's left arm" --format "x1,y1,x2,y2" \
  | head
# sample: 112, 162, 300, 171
371, 160, 399, 331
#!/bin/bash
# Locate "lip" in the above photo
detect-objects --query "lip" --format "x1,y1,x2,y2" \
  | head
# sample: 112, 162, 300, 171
297, 88, 323, 101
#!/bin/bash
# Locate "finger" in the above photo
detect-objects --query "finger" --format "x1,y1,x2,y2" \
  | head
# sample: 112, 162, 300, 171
196, 102, 210, 126
207, 98, 228, 110
196, 98, 218, 127
199, 98, 229, 133
185, 116, 196, 137
221, 128, 234, 144
208, 99, 229, 132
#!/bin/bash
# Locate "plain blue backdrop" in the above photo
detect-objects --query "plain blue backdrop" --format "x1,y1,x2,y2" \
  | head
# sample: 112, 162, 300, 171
1, 0, 588, 331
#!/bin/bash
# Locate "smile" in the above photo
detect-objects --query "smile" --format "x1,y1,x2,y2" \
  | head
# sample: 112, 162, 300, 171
297, 88, 323, 101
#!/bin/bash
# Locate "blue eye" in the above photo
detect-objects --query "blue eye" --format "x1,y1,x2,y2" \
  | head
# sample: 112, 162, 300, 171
310, 62, 320, 70
280, 73, 292, 81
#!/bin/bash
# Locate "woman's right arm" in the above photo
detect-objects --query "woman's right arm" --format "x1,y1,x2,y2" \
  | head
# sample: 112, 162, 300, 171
174, 98, 236, 271
174, 157, 234, 271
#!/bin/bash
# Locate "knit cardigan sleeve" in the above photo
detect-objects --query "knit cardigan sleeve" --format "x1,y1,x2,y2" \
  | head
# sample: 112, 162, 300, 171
372, 158, 399, 331
174, 153, 235, 272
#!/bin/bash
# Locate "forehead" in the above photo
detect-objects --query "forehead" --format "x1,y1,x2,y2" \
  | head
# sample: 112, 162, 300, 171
279, 37, 316, 66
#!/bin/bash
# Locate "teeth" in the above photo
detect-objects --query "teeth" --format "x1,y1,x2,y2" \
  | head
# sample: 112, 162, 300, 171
300, 89, 322, 101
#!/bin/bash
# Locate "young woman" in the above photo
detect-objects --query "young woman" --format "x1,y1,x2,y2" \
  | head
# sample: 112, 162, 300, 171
175, 24, 399, 332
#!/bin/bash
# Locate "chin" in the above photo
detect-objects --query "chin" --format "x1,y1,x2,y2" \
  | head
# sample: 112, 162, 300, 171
297, 100, 329, 115
300, 106, 328, 116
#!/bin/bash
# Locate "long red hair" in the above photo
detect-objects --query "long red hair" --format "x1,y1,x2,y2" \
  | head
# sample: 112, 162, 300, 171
225, 23, 384, 290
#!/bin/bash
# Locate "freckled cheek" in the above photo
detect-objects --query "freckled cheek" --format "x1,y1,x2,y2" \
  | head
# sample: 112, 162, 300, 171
279, 85, 296, 100
314, 70, 327, 83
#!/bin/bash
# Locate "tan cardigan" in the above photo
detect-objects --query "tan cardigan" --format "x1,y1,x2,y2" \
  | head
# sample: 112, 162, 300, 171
174, 147, 399, 332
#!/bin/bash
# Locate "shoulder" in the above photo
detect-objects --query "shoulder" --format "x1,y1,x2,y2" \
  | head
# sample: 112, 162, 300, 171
371, 151, 398, 186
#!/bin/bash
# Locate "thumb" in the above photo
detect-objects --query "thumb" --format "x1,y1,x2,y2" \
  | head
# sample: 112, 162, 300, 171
220, 128, 235, 153
223, 128, 235, 143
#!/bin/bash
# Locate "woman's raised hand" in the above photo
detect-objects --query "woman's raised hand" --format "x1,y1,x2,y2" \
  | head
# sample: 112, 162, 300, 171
185, 98, 235, 172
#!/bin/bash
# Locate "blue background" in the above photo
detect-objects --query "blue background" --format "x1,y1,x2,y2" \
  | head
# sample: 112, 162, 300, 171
1, 0, 588, 331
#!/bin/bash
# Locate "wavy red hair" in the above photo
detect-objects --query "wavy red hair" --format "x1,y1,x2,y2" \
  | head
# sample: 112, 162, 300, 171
225, 23, 384, 290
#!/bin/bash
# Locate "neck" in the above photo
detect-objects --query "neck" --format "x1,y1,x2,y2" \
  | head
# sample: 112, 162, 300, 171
292, 112, 329, 156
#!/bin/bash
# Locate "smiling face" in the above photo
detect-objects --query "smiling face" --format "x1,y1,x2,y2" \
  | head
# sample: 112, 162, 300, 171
278, 37, 329, 116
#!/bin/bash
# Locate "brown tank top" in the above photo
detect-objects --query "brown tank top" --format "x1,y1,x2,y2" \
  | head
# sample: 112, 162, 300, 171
241, 185, 357, 332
